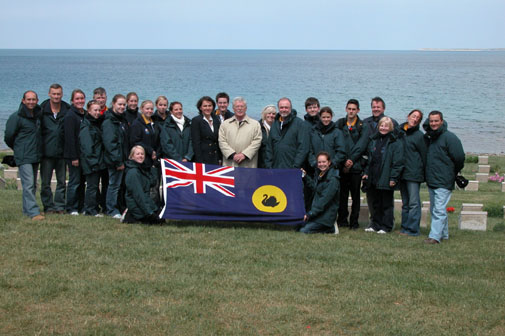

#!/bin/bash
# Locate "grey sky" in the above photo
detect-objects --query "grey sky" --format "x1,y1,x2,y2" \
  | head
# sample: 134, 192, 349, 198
1, 0, 503, 49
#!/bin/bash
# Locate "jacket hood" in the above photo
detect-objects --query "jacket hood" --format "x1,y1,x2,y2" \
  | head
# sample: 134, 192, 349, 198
105, 109, 127, 123
371, 129, 398, 142
17, 103, 42, 119
304, 113, 319, 124
40, 99, 70, 114
275, 108, 298, 123
399, 122, 420, 135
85, 112, 102, 125
167, 114, 191, 127
423, 118, 448, 138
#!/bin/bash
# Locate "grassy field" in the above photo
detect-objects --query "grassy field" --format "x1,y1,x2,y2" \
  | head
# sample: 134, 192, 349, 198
1, 154, 504, 335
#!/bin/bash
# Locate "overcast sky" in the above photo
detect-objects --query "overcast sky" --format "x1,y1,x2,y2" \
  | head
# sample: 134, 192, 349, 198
1, 0, 503, 49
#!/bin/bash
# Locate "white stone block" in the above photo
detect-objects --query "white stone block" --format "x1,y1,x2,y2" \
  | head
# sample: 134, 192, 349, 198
358, 204, 369, 224
502, 182, 505, 192
458, 211, 487, 231
475, 173, 488, 183
465, 180, 479, 191
420, 201, 430, 228
461, 203, 483, 212
16, 178, 22, 190
394, 199, 402, 211
4, 169, 18, 179
478, 165, 490, 174
478, 156, 488, 164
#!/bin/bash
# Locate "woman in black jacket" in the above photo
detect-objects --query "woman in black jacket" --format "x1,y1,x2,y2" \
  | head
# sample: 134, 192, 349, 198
191, 96, 221, 165
398, 109, 427, 236
122, 145, 162, 224
363, 117, 404, 234
80, 100, 106, 216
160, 101, 193, 161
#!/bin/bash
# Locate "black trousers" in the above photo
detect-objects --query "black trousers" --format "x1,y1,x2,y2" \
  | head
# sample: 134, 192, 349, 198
368, 185, 394, 232
337, 172, 362, 228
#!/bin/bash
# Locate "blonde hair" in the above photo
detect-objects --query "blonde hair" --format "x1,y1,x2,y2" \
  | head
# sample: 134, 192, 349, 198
129, 145, 145, 159
261, 105, 276, 121
378, 117, 394, 132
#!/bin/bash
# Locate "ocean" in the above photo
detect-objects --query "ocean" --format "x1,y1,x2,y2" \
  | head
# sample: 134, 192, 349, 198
1, 49, 504, 153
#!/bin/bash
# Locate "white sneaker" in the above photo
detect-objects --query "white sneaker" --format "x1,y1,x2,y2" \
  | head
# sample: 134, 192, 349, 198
364, 227, 376, 232
70, 211, 79, 216
377, 230, 387, 234
94, 214, 104, 218
334, 223, 339, 235
112, 214, 122, 219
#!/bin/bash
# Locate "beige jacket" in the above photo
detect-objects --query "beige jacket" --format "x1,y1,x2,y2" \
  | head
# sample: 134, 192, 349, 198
218, 115, 262, 168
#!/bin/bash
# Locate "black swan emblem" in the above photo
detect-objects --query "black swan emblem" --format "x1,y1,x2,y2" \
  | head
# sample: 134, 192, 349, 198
262, 194, 280, 207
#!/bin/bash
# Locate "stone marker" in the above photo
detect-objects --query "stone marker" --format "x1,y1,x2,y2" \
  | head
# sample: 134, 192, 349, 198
0, 177, 5, 189
502, 182, 505, 192
4, 169, 18, 180
16, 178, 22, 190
475, 173, 488, 183
478, 165, 490, 174
421, 201, 430, 228
461, 203, 483, 211
465, 180, 479, 191
358, 204, 369, 225
394, 199, 402, 211
478, 155, 488, 165
458, 211, 487, 231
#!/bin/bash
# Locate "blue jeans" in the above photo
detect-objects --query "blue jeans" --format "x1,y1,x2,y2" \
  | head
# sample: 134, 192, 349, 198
18, 163, 41, 217
400, 181, 421, 236
300, 222, 335, 234
428, 187, 452, 242
106, 168, 123, 216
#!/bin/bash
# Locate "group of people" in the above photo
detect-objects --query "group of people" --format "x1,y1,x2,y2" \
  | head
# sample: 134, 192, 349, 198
4, 85, 465, 244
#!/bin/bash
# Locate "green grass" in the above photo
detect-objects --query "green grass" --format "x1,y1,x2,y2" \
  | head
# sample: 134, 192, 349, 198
1, 155, 505, 335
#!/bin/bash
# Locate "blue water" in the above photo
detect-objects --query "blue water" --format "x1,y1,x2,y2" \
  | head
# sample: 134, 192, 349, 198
1, 49, 504, 153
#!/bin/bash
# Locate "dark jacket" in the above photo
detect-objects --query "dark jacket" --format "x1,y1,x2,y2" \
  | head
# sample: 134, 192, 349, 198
125, 107, 140, 126
257, 120, 269, 168
212, 109, 234, 121
365, 131, 404, 190
305, 166, 340, 228
40, 100, 68, 159
423, 119, 465, 190
308, 121, 346, 169
191, 114, 221, 164
79, 113, 105, 175
4, 103, 43, 165
152, 110, 169, 127
335, 116, 370, 173
102, 110, 129, 169
304, 113, 319, 127
160, 115, 193, 161
63, 105, 85, 161
397, 122, 427, 183
265, 109, 309, 169
124, 160, 158, 220
129, 115, 160, 167
363, 114, 398, 137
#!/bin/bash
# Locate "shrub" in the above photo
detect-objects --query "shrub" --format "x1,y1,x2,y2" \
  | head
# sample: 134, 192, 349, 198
483, 204, 504, 218
493, 222, 505, 232
465, 155, 478, 163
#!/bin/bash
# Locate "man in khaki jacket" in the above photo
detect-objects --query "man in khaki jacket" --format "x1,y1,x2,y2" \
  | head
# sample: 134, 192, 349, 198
218, 97, 262, 168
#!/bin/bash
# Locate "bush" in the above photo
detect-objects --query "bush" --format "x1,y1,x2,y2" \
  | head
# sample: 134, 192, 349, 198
465, 155, 478, 163
493, 222, 505, 232
483, 204, 504, 218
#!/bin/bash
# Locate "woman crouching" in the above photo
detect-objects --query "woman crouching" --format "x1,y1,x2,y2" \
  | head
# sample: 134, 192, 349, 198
363, 117, 404, 234
300, 152, 340, 234
122, 145, 163, 224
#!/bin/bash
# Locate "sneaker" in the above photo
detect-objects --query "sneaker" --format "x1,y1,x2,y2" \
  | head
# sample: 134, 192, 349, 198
333, 223, 339, 235
32, 214, 45, 221
377, 230, 387, 234
364, 227, 376, 232
112, 214, 122, 219
94, 214, 104, 218
70, 211, 79, 216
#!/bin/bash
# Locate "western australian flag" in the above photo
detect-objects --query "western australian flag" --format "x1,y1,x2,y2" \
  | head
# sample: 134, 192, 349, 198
160, 159, 305, 225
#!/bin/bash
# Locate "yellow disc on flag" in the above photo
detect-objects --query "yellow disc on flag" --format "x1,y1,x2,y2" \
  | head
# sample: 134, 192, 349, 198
252, 185, 287, 213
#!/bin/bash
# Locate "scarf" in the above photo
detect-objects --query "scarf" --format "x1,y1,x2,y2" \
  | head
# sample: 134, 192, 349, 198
172, 114, 185, 132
